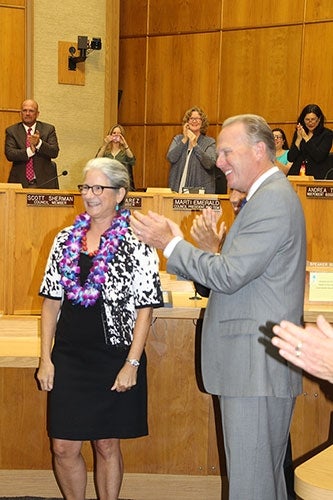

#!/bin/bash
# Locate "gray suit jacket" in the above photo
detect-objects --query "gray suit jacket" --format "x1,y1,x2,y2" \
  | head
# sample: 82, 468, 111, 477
167, 134, 217, 193
167, 170, 305, 397
5, 121, 60, 188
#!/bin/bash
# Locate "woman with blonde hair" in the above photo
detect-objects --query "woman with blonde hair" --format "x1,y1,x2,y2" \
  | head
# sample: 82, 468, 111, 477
96, 124, 136, 190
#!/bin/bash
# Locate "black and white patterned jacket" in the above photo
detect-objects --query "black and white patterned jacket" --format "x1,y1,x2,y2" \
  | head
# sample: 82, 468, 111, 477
39, 225, 164, 347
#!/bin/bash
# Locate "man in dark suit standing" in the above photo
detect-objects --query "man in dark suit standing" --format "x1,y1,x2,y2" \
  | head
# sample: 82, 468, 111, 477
5, 99, 59, 188
131, 114, 306, 499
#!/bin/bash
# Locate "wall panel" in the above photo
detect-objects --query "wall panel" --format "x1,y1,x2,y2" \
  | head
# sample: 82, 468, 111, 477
145, 125, 179, 188
119, 0, 148, 37
0, 3, 26, 183
120, 0, 333, 188
148, 0, 221, 34
0, 6, 26, 108
222, 0, 304, 28
0, 111, 23, 183
305, 0, 333, 21
146, 33, 220, 123
299, 22, 333, 120
119, 125, 146, 189
219, 26, 302, 122
118, 38, 147, 123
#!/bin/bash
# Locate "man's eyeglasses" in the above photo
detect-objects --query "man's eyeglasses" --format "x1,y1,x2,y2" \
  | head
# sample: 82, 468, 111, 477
273, 135, 283, 140
78, 184, 119, 195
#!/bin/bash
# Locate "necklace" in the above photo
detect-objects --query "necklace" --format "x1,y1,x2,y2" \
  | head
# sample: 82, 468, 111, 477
59, 209, 130, 307
81, 234, 98, 257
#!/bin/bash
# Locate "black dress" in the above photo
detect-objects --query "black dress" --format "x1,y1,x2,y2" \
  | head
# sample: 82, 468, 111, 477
48, 254, 148, 441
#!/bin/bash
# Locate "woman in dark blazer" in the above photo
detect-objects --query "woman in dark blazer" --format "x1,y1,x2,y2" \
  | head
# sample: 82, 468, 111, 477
287, 103, 333, 179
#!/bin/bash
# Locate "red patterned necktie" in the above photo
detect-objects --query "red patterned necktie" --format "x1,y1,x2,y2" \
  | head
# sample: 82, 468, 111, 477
25, 128, 35, 182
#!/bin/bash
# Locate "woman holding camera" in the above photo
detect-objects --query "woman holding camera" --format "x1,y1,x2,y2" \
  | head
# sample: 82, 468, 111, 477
96, 124, 136, 190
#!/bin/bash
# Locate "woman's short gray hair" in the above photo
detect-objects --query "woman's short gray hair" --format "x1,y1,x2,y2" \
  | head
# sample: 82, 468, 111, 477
83, 157, 129, 207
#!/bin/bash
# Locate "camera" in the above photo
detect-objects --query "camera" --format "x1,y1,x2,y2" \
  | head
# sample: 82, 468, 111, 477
90, 38, 102, 50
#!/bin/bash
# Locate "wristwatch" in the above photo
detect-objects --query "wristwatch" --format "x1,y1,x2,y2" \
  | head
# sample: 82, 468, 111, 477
126, 358, 140, 367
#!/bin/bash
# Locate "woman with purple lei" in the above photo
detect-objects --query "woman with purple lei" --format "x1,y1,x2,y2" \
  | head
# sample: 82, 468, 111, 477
37, 157, 163, 500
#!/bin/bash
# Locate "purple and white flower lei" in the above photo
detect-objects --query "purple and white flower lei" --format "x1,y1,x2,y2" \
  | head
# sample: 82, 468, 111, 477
59, 209, 130, 307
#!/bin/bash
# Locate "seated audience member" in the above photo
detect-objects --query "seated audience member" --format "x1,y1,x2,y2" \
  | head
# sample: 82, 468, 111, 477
272, 315, 333, 383
272, 128, 292, 175
287, 104, 333, 179
5, 99, 60, 188
96, 124, 136, 190
167, 106, 217, 193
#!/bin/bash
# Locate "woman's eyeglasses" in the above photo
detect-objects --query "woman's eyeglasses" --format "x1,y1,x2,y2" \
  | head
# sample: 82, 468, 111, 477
78, 184, 119, 195
304, 117, 319, 123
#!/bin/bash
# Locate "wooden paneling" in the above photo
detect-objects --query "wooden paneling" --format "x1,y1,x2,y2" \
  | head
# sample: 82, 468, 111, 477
119, 1, 333, 189
299, 22, 333, 120
105, 0, 121, 129
305, 0, 333, 21
294, 182, 333, 262
118, 38, 147, 123
0, 189, 8, 313
7, 190, 84, 315
0, 2, 26, 183
291, 376, 333, 463
222, 0, 304, 28
145, 125, 179, 188
0, 320, 217, 474
219, 26, 302, 122
290, 181, 333, 461
148, 0, 222, 34
0, 111, 22, 183
0, 0, 25, 5
118, 125, 146, 189
0, 6, 26, 108
119, 0, 148, 37
0, 368, 50, 468
146, 33, 220, 124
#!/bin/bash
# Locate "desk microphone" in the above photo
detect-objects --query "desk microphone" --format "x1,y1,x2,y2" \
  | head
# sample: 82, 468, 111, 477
38, 170, 68, 187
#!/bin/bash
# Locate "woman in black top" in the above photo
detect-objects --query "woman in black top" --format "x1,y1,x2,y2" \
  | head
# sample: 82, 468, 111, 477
288, 104, 333, 179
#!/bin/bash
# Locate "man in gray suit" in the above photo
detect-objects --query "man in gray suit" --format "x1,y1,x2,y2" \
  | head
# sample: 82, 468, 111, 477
131, 114, 306, 499
5, 99, 59, 188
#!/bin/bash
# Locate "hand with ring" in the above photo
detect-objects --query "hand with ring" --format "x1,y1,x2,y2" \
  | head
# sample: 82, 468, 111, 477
272, 315, 333, 383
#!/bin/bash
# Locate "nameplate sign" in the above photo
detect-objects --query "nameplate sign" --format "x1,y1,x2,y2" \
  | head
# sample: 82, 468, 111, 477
306, 186, 333, 199
26, 194, 74, 207
307, 262, 333, 302
173, 198, 221, 211
125, 196, 142, 209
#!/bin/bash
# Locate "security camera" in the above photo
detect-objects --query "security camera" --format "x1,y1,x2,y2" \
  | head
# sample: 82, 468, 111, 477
90, 38, 102, 50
